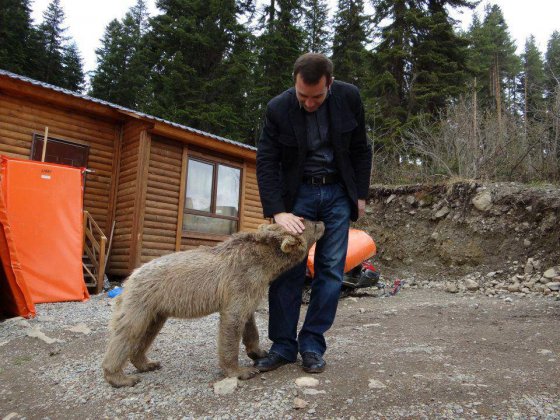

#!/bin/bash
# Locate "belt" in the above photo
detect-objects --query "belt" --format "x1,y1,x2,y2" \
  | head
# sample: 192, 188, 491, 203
302, 174, 339, 185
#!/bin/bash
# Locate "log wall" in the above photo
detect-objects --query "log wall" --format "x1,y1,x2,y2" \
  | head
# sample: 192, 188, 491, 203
240, 162, 268, 231
109, 121, 147, 275
0, 92, 119, 233
140, 137, 182, 264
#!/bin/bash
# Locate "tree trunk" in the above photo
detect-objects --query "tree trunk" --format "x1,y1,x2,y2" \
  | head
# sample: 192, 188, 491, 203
494, 54, 503, 147
472, 77, 479, 177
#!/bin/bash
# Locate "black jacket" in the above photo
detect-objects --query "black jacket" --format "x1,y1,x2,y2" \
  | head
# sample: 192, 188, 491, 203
256, 80, 372, 221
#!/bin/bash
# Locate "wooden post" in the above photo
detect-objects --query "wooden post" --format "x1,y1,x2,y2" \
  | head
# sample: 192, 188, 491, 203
41, 127, 49, 162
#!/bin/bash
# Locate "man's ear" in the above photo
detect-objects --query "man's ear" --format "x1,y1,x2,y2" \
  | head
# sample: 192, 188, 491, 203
280, 235, 304, 254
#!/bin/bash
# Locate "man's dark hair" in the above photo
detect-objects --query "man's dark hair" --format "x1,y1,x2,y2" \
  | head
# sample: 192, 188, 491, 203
293, 53, 333, 85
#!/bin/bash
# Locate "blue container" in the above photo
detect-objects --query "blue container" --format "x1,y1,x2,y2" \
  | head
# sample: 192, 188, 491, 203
107, 286, 123, 298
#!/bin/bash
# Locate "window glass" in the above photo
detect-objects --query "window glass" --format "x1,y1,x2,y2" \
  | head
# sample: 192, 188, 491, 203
183, 214, 237, 235
183, 157, 241, 236
216, 165, 240, 217
185, 160, 213, 212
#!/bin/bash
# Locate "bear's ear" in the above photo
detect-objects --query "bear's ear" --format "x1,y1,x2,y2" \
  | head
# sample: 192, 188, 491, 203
280, 235, 305, 254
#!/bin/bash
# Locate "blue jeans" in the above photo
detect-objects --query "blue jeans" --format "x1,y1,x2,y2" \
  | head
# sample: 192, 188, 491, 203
268, 182, 351, 360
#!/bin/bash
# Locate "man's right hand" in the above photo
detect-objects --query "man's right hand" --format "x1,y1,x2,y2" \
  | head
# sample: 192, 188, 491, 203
273, 212, 305, 234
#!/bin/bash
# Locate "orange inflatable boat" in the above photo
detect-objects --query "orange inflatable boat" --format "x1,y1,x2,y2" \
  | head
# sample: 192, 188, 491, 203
307, 228, 376, 278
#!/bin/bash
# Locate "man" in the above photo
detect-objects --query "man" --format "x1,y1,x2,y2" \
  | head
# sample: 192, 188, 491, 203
255, 53, 372, 373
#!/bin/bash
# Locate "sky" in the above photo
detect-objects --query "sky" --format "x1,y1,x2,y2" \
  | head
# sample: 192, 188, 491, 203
30, 0, 560, 76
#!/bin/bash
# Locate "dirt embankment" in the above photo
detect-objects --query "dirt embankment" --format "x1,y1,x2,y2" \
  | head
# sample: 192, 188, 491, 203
355, 182, 560, 294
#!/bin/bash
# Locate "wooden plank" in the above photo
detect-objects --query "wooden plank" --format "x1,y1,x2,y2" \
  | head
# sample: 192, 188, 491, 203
83, 201, 109, 211
141, 248, 173, 257
0, 143, 30, 156
0, 129, 34, 148
244, 197, 264, 208
149, 151, 182, 167
176, 147, 188, 251
147, 166, 182, 179
0, 151, 27, 159
145, 199, 177, 212
144, 213, 178, 225
143, 206, 177, 218
239, 161, 247, 232
145, 217, 177, 228
141, 241, 175, 251
142, 233, 176, 242
106, 124, 123, 239
147, 179, 180, 194
131, 129, 151, 269
244, 208, 267, 220
147, 150, 180, 164
147, 172, 181, 187
145, 193, 179, 206
86, 178, 112, 188
142, 227, 177, 237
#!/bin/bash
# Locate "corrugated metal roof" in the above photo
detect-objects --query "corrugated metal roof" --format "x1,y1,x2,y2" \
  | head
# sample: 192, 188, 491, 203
0, 69, 257, 152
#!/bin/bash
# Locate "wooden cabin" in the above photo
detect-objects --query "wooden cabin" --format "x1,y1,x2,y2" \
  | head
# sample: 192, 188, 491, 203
0, 69, 268, 283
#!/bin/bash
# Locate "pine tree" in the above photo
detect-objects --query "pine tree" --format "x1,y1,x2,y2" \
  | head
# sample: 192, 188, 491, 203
0, 0, 35, 74
520, 35, 545, 121
368, 0, 410, 144
408, 0, 473, 118
543, 31, 560, 174
89, 0, 151, 107
301, 0, 331, 54
60, 41, 85, 92
544, 30, 560, 99
257, 0, 304, 100
368, 0, 476, 156
331, 0, 370, 89
35, 0, 68, 85
467, 4, 521, 112
142, 0, 257, 141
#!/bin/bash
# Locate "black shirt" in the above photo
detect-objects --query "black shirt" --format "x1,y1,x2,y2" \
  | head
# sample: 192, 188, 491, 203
303, 99, 337, 177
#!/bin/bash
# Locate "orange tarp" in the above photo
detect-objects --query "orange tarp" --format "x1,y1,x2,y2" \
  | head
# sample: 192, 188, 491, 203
307, 228, 376, 278
0, 184, 35, 318
0, 156, 88, 315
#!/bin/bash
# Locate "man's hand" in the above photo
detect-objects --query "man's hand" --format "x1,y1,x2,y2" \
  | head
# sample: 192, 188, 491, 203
273, 212, 305, 234
358, 199, 366, 219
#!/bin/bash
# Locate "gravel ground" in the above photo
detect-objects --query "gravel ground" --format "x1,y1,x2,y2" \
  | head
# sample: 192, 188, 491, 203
1, 286, 559, 419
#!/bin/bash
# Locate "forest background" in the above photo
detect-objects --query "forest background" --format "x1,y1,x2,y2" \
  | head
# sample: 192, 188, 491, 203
1, 0, 560, 184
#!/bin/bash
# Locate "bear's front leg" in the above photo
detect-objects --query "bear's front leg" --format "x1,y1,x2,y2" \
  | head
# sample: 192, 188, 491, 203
243, 313, 268, 360
218, 312, 259, 380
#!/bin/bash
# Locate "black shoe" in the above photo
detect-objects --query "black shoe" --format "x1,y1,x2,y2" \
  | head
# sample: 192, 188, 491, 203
301, 352, 326, 373
253, 351, 292, 372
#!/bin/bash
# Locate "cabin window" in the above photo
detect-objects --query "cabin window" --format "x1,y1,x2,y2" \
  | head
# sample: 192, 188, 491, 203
183, 157, 241, 236
31, 134, 89, 168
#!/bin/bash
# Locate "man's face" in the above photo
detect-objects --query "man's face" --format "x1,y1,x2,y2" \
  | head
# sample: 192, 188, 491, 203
295, 74, 332, 113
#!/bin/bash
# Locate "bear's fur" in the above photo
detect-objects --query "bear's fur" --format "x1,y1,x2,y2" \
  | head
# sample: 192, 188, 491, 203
102, 219, 325, 387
